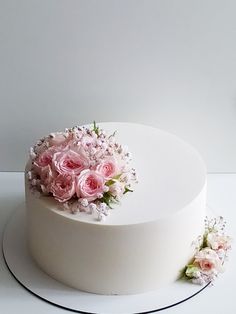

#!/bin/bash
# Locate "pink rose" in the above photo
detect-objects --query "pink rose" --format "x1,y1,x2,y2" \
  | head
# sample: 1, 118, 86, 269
194, 248, 223, 274
40, 165, 57, 192
96, 157, 118, 179
76, 170, 105, 201
35, 147, 55, 168
52, 149, 89, 176
50, 174, 75, 202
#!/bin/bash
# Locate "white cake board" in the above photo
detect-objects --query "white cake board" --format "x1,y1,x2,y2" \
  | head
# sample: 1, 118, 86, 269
2, 204, 210, 314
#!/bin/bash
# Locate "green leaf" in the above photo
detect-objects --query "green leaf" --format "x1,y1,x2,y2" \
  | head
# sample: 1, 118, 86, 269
99, 191, 121, 208
92, 121, 99, 136
105, 174, 122, 186
105, 179, 116, 186
185, 265, 200, 278
112, 173, 122, 180
123, 186, 133, 194
200, 232, 208, 249
100, 192, 113, 208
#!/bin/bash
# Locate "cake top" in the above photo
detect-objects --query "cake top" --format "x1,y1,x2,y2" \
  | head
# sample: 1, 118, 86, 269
26, 122, 207, 225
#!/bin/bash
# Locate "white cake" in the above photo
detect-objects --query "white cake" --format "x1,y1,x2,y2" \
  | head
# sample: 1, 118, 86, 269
25, 122, 207, 295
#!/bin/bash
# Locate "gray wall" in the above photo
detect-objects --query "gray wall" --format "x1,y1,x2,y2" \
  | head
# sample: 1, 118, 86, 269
0, 0, 236, 172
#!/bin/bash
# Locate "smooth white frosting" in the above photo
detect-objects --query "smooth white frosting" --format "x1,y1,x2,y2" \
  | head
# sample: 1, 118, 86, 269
25, 123, 207, 294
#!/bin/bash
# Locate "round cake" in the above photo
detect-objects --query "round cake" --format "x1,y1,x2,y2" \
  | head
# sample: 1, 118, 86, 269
25, 122, 207, 295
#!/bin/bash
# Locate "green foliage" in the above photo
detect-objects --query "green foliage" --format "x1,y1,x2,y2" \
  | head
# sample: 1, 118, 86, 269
100, 191, 120, 208
123, 186, 133, 194
105, 174, 122, 187
92, 121, 100, 136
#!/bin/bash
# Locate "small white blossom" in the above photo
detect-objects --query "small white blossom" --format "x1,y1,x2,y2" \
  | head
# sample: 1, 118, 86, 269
62, 202, 70, 211
99, 202, 107, 211
31, 179, 37, 186
103, 185, 109, 192
97, 213, 105, 221
79, 198, 89, 207
109, 181, 124, 200
40, 185, 48, 194
90, 147, 97, 155
30, 147, 36, 160
207, 232, 232, 251
88, 203, 97, 214
97, 193, 103, 199
27, 171, 32, 180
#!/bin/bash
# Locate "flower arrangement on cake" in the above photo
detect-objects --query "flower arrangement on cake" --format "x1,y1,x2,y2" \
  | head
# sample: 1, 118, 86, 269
26, 122, 137, 221
184, 216, 232, 285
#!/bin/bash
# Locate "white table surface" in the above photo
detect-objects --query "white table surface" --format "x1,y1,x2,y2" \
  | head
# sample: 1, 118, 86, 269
0, 172, 235, 314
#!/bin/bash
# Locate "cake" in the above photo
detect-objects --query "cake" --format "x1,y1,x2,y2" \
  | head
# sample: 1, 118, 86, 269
25, 122, 207, 295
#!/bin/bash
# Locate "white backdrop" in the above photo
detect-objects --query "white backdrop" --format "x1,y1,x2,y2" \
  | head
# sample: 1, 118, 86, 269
0, 0, 236, 172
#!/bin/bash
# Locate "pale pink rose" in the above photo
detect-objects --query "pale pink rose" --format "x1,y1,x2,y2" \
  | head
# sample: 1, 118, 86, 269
207, 232, 232, 251
35, 148, 55, 168
33, 147, 58, 176
52, 149, 89, 176
40, 165, 57, 192
109, 181, 124, 200
194, 248, 224, 274
48, 132, 67, 147
96, 157, 118, 179
76, 170, 105, 201
50, 174, 75, 202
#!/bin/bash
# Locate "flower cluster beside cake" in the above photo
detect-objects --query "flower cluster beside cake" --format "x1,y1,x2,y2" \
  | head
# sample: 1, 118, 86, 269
185, 216, 232, 285
25, 122, 232, 295
26, 122, 137, 221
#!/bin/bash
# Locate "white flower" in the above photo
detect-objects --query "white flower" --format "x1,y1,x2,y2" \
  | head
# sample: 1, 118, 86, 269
120, 173, 131, 183
81, 135, 95, 147
207, 232, 232, 251
99, 202, 107, 212
97, 213, 105, 221
27, 171, 32, 180
31, 179, 37, 186
109, 181, 125, 200
30, 147, 36, 160
79, 198, 89, 207
90, 147, 97, 155
89, 203, 97, 213
103, 185, 109, 192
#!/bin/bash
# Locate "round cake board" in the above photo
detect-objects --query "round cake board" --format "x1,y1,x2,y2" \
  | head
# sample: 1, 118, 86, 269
2, 204, 210, 314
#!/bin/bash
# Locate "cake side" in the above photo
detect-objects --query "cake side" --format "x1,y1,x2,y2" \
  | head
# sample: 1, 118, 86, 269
25, 179, 206, 294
